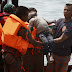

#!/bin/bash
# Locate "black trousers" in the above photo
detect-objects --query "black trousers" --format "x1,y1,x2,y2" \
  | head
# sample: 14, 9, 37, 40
0, 0, 2, 4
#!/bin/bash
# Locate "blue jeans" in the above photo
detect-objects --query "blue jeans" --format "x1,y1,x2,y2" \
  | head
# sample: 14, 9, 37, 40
38, 31, 53, 55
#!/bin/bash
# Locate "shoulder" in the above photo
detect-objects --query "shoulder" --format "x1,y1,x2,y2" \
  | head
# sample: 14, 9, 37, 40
55, 18, 64, 26
57, 18, 64, 23
66, 20, 72, 28
29, 18, 35, 23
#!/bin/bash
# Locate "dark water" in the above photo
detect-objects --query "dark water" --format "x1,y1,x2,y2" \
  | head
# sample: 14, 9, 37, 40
9, 0, 72, 21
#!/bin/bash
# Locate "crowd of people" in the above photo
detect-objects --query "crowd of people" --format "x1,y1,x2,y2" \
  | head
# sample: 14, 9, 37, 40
0, 1, 72, 72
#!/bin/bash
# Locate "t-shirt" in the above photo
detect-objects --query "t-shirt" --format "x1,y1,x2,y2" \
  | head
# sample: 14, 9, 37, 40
52, 18, 72, 56
29, 16, 50, 34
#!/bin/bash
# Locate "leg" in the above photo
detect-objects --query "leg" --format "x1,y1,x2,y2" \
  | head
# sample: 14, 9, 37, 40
47, 34, 54, 52
3, 52, 22, 72
47, 34, 53, 41
5, 0, 7, 3
33, 49, 43, 72
39, 33, 48, 43
53, 54, 70, 72
39, 33, 49, 55
0, 45, 4, 72
0, 0, 2, 4
23, 48, 34, 72
1, 0, 7, 12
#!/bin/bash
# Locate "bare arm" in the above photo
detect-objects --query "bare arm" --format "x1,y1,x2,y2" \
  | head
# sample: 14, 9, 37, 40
54, 33, 68, 43
52, 30, 56, 38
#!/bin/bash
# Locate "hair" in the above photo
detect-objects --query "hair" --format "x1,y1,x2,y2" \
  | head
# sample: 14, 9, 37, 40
65, 3, 72, 9
66, 3, 72, 6
15, 6, 29, 18
29, 7, 37, 13
3, 4, 16, 14
29, 12, 37, 18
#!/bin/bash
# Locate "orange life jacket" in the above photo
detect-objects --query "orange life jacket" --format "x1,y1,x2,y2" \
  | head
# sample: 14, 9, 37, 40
25, 22, 41, 50
2, 14, 29, 55
0, 23, 2, 45
25, 22, 34, 49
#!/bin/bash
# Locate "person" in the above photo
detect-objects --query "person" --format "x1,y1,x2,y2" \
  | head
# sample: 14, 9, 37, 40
28, 7, 56, 24
28, 8, 55, 72
0, 3, 16, 26
1, 0, 18, 12
1, 6, 43, 72
1, 1, 6, 12
48, 3, 72, 72
22, 8, 44, 72
0, 23, 3, 72
0, 3, 16, 72
4, 0, 18, 8
0, 0, 2, 12
27, 7, 37, 22
28, 9, 54, 55
23, 28, 43, 72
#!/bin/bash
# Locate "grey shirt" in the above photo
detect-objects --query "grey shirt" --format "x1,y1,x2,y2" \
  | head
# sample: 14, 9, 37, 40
29, 16, 50, 34
52, 18, 72, 56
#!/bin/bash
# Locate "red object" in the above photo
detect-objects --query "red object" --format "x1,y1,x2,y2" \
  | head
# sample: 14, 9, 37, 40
22, 66, 25, 71
0, 12, 9, 25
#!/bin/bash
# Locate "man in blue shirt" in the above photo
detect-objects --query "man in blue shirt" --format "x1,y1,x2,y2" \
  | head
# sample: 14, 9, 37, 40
51, 3, 72, 72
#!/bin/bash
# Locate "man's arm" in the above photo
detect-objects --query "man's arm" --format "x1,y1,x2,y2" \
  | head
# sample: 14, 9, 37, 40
48, 33, 68, 49
17, 26, 43, 47
54, 33, 68, 43
29, 18, 34, 32
52, 30, 56, 38
27, 30, 43, 47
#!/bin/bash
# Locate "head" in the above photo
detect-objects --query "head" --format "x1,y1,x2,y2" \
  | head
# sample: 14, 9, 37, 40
29, 7, 37, 13
3, 4, 16, 14
64, 3, 72, 19
28, 12, 37, 19
15, 6, 29, 22
28, 7, 37, 20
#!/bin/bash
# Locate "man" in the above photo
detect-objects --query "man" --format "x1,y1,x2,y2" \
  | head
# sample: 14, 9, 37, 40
22, 8, 44, 72
0, 23, 3, 72
4, 0, 18, 8
50, 3, 72, 72
0, 4, 16, 72
28, 9, 54, 55
28, 8, 55, 72
2, 6, 43, 72
1, 0, 18, 12
0, 3, 16, 26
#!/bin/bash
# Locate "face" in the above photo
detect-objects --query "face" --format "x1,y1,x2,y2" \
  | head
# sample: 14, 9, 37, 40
64, 5, 72, 18
22, 13, 28, 22
28, 11, 37, 20
25, 14, 28, 21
